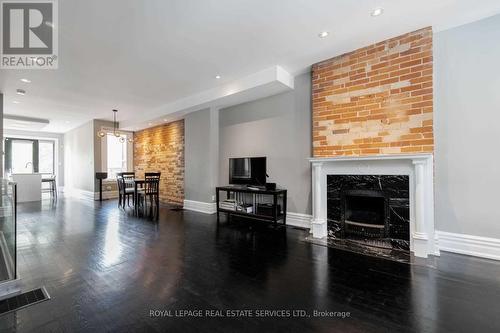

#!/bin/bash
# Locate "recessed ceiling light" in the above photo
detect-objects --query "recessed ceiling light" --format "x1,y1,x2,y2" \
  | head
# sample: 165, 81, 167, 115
318, 31, 329, 38
215, 75, 221, 79
371, 7, 384, 17
20, 78, 31, 83
13, 101, 20, 104
65, 121, 70, 124
16, 89, 26, 95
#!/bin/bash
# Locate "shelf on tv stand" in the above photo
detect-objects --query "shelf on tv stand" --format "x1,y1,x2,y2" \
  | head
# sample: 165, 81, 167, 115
216, 186, 287, 225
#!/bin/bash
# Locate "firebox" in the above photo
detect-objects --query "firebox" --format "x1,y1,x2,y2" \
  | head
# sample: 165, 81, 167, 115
326, 175, 410, 255
341, 189, 389, 238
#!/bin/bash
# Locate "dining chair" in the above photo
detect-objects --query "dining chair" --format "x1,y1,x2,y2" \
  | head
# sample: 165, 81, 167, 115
117, 172, 135, 208
140, 172, 161, 214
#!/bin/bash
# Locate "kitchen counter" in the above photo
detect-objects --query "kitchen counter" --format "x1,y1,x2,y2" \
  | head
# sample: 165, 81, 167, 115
11, 173, 42, 202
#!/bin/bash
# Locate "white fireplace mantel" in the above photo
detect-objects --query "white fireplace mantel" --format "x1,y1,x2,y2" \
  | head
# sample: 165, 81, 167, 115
308, 153, 438, 258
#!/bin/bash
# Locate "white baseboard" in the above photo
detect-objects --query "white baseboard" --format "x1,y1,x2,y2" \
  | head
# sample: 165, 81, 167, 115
63, 187, 94, 200
63, 187, 119, 201
183, 200, 217, 214
184, 200, 312, 229
437, 231, 500, 261
94, 190, 119, 200
287, 212, 312, 229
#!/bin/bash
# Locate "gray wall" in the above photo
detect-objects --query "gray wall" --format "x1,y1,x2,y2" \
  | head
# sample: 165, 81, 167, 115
185, 108, 219, 203
219, 73, 312, 215
64, 121, 94, 192
4, 129, 65, 186
435, 14, 500, 238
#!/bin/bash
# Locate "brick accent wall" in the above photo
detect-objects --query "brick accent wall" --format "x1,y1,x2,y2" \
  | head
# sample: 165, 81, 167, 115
312, 27, 433, 157
134, 120, 184, 204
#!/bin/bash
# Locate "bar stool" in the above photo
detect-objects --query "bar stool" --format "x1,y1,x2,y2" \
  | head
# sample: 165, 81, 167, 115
42, 175, 57, 199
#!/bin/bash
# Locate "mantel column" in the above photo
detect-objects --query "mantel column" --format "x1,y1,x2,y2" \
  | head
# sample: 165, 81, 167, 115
413, 159, 429, 257
311, 161, 327, 238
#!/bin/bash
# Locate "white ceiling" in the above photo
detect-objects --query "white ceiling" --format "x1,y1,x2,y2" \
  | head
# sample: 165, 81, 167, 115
1, 0, 500, 133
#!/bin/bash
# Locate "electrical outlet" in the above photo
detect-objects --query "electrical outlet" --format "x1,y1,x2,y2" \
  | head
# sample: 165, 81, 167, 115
212, 195, 215, 201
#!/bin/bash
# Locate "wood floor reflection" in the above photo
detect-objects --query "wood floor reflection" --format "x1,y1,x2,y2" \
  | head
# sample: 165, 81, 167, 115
1, 197, 499, 332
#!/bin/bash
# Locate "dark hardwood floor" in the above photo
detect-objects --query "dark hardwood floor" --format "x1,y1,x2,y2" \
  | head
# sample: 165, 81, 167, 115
1, 197, 499, 332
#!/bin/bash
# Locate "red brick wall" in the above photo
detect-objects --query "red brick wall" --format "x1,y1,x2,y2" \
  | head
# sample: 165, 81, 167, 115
134, 120, 184, 204
312, 27, 433, 157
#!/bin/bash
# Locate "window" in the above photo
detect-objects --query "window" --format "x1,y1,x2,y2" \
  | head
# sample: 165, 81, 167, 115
38, 141, 55, 174
5, 138, 57, 175
11, 140, 34, 174
106, 133, 128, 178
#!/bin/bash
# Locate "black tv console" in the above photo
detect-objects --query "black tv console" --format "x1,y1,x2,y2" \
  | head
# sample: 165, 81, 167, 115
216, 186, 287, 225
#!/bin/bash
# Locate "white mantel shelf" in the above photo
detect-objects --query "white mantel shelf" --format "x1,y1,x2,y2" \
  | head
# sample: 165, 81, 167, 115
308, 153, 433, 163
308, 153, 437, 258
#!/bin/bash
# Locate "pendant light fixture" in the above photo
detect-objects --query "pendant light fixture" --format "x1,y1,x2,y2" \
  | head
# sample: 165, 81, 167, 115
97, 109, 133, 143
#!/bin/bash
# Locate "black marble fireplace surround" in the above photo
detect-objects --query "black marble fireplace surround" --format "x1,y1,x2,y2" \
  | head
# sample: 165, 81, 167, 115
327, 175, 410, 258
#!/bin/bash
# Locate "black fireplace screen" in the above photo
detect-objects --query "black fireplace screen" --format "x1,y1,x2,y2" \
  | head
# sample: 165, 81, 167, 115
327, 175, 410, 245
341, 189, 389, 238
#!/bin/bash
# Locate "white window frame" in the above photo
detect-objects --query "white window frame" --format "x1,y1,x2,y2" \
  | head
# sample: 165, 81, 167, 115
38, 140, 56, 175
99, 127, 134, 180
3, 134, 60, 183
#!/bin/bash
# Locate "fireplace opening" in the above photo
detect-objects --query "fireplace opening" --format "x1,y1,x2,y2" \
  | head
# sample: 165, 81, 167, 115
327, 175, 410, 257
341, 190, 389, 238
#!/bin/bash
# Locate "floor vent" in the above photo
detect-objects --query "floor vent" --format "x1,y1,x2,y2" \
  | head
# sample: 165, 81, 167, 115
0, 287, 50, 316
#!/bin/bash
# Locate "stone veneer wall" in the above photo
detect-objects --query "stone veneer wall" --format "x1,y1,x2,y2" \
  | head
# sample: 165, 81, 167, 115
312, 27, 434, 157
134, 120, 184, 204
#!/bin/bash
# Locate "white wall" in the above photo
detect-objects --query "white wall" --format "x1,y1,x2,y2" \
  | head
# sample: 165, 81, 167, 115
64, 121, 94, 192
435, 14, 500, 238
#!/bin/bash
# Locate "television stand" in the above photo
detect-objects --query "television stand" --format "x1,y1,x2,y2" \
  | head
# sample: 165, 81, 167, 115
216, 186, 287, 226
246, 186, 263, 191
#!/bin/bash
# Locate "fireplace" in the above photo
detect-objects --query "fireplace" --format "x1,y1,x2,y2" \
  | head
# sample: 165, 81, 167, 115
308, 154, 438, 258
342, 190, 389, 239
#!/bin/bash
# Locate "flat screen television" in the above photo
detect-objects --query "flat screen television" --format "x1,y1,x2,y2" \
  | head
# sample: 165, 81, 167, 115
229, 157, 266, 186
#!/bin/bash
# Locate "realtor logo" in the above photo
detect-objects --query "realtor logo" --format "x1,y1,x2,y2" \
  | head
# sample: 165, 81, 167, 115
1, 0, 58, 69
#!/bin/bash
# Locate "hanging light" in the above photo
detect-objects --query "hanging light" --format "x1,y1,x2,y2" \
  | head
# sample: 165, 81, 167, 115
112, 109, 120, 137
97, 109, 133, 142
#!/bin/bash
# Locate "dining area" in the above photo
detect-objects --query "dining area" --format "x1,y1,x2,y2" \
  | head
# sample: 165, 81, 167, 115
116, 172, 162, 218
89, 119, 185, 219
